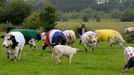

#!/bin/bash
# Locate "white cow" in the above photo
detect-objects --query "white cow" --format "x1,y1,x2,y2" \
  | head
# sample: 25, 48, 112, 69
2, 32, 25, 62
124, 27, 134, 33
95, 29, 126, 48
81, 31, 98, 52
52, 45, 79, 64
123, 46, 134, 72
63, 30, 76, 47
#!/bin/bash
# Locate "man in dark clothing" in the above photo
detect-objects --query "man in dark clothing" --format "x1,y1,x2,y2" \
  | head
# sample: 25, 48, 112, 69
78, 24, 87, 44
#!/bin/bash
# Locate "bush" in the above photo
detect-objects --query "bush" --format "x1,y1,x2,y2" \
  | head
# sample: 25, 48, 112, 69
7, 0, 32, 25
0, 23, 8, 32
82, 16, 88, 22
39, 6, 57, 32
124, 31, 134, 43
120, 8, 134, 22
22, 12, 42, 29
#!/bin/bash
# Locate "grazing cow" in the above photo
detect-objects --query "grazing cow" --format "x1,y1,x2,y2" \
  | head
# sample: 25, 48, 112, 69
2, 32, 25, 62
52, 45, 79, 64
81, 31, 98, 52
124, 27, 134, 33
42, 29, 66, 50
123, 46, 134, 73
95, 29, 126, 48
63, 30, 76, 47
10, 29, 42, 48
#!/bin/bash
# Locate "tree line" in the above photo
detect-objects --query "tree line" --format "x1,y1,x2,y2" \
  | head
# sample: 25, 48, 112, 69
0, 0, 134, 31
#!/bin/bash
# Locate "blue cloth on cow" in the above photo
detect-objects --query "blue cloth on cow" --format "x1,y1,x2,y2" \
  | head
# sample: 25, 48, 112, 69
52, 31, 66, 45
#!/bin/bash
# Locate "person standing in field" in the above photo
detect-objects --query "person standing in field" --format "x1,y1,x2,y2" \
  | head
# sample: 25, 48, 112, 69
78, 24, 87, 44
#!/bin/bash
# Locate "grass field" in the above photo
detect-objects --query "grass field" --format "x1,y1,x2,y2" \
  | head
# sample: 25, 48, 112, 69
0, 21, 134, 75
56, 21, 134, 34
0, 38, 134, 75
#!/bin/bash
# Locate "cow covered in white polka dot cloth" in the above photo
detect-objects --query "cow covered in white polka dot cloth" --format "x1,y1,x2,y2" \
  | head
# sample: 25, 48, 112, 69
123, 46, 134, 73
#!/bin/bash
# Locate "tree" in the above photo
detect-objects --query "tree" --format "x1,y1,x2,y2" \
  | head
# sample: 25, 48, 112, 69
120, 8, 134, 22
111, 9, 122, 19
22, 12, 42, 29
7, 0, 32, 25
39, 6, 57, 32
81, 7, 94, 19
0, 0, 9, 23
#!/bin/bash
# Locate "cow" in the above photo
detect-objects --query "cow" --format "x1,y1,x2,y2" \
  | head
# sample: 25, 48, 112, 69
52, 45, 79, 64
81, 31, 98, 52
42, 29, 66, 50
123, 46, 134, 73
124, 27, 134, 33
2, 32, 25, 62
63, 30, 76, 47
10, 29, 42, 48
95, 29, 126, 48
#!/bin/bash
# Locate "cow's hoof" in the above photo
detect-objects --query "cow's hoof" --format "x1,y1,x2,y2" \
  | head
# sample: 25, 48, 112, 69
122, 68, 128, 73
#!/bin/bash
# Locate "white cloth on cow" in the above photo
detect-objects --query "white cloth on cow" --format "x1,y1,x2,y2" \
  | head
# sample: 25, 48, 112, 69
125, 46, 134, 62
10, 32, 25, 50
81, 31, 97, 44
49, 29, 61, 44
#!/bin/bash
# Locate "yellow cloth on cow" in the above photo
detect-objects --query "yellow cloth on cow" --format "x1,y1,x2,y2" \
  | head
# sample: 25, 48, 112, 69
95, 29, 119, 41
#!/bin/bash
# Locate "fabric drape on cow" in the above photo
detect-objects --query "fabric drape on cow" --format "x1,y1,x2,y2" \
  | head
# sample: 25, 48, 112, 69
10, 32, 25, 50
125, 47, 134, 62
44, 30, 51, 46
44, 29, 66, 46
95, 29, 119, 41
11, 29, 39, 43
52, 32, 66, 45
49, 29, 61, 44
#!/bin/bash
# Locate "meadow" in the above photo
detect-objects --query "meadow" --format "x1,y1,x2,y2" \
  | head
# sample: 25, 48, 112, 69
0, 21, 134, 75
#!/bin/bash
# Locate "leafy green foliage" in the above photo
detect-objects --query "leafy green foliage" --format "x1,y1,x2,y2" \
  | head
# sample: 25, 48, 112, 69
22, 12, 42, 29
120, 8, 134, 22
124, 32, 134, 43
7, 0, 32, 25
0, 23, 8, 32
39, 6, 57, 32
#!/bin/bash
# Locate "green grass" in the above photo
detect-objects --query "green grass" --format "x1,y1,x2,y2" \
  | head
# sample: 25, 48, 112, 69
0, 37, 134, 75
56, 21, 134, 33
0, 21, 134, 75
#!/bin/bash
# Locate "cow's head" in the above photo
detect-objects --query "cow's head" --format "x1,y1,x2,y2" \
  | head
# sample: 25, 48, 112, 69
3, 34, 18, 49
87, 35, 97, 47
28, 38, 37, 48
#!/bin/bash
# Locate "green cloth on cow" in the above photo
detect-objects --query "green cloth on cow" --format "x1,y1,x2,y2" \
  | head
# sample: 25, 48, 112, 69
11, 29, 38, 43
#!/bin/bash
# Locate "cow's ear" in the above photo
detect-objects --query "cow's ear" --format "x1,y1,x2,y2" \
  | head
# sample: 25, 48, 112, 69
1, 35, 5, 38
10, 35, 15, 40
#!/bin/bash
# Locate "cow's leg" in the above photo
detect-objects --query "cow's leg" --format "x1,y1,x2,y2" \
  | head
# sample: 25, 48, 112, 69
42, 44, 47, 50
56, 56, 61, 64
54, 55, 61, 64
109, 38, 116, 48
68, 55, 73, 64
109, 39, 113, 48
92, 47, 94, 51
17, 49, 22, 60
6, 50, 10, 59
84, 44, 88, 52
